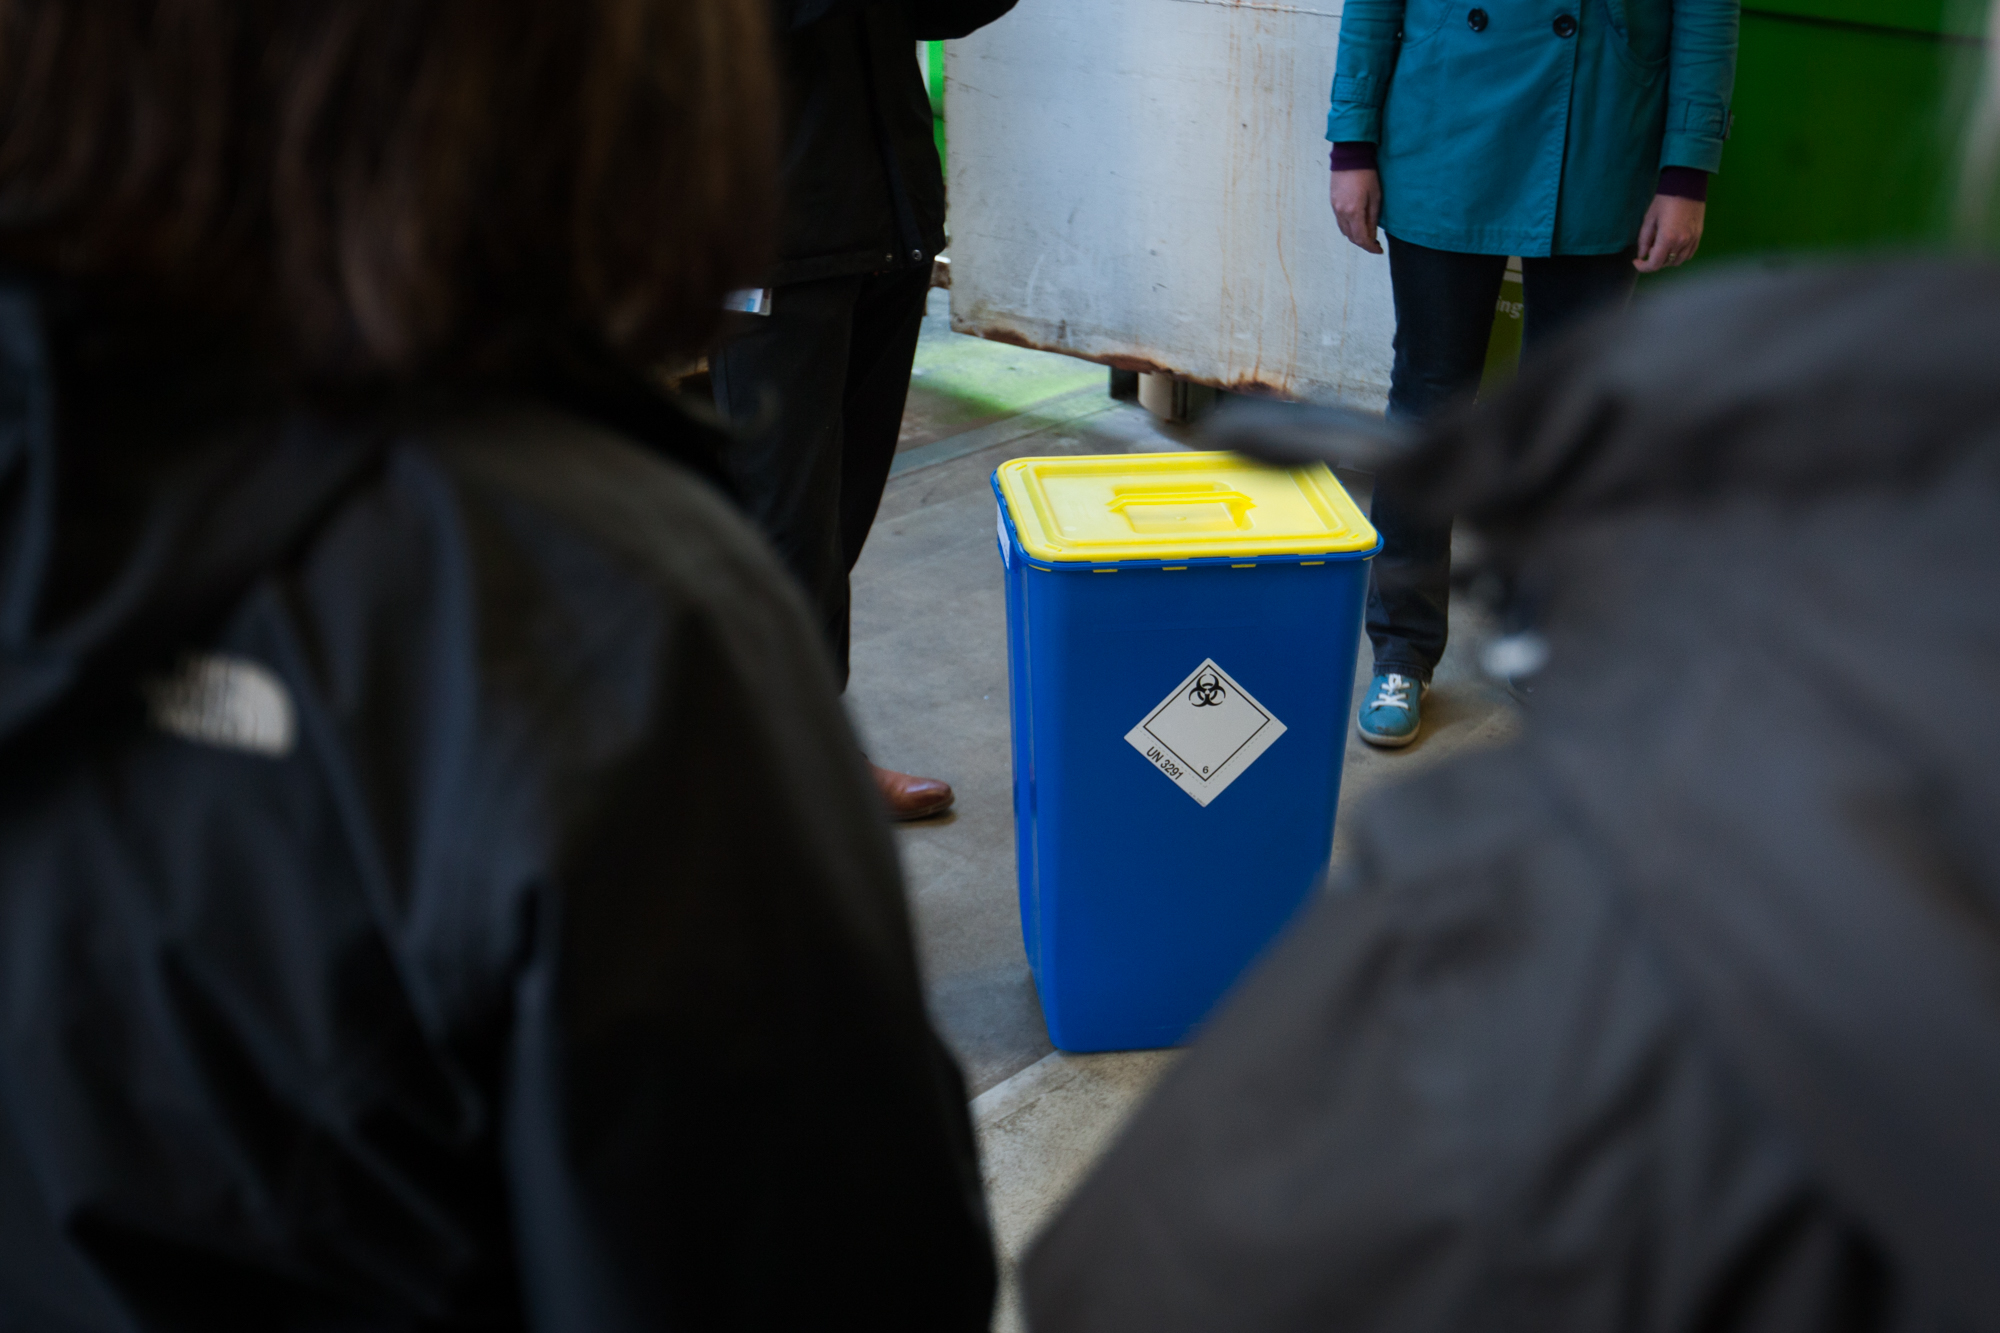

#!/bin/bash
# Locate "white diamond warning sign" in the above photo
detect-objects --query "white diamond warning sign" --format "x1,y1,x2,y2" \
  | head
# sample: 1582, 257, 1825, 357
1125, 658, 1287, 806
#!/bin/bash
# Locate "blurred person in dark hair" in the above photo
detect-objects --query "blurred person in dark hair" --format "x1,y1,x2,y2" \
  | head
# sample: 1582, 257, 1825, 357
1021, 253, 2000, 1330
0, 3, 993, 1330
710, 0, 1015, 822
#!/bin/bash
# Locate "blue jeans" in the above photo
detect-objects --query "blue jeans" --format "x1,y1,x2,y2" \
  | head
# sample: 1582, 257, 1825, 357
1366, 235, 1637, 681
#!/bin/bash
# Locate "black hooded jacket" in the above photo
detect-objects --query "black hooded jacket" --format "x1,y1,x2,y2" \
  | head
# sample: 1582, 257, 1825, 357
1023, 262, 2000, 1332
768, 0, 1015, 286
0, 279, 995, 1332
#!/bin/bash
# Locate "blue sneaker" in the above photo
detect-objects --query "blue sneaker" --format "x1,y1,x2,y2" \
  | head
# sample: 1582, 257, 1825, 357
1357, 672, 1428, 748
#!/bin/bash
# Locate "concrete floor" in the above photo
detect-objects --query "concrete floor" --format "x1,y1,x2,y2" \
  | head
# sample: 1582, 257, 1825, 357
844, 289, 1524, 1328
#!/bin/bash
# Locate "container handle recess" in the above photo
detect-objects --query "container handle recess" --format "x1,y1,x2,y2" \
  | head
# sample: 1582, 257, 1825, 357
1105, 484, 1258, 532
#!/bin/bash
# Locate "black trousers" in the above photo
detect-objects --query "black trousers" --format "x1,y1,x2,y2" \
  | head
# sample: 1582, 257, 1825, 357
1367, 235, 1638, 681
711, 264, 932, 689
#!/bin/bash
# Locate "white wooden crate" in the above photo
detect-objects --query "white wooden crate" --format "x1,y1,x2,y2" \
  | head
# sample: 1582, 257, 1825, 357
946, 0, 1394, 408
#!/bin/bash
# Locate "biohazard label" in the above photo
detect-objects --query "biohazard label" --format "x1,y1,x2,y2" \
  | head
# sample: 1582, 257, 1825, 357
1125, 658, 1286, 806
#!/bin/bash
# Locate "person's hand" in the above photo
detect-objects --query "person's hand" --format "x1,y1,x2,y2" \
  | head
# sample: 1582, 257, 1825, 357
1634, 195, 1706, 272
1330, 169, 1384, 255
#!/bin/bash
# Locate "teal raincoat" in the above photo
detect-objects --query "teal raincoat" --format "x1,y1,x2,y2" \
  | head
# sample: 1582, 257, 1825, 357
1328, 0, 1739, 255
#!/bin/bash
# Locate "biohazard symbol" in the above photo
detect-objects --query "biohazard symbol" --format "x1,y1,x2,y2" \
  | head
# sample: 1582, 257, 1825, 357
1187, 670, 1228, 708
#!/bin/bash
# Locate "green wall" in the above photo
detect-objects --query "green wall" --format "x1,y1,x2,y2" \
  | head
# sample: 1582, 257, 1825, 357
1699, 4, 1989, 261
927, 40, 948, 171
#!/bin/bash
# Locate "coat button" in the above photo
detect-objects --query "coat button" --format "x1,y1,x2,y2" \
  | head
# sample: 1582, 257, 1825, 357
1467, 8, 1488, 30
1552, 12, 1577, 35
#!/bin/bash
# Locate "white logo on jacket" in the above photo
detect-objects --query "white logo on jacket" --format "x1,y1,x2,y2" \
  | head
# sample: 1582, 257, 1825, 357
146, 654, 296, 758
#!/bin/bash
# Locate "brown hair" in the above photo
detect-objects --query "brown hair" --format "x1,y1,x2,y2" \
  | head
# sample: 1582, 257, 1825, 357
0, 0, 775, 381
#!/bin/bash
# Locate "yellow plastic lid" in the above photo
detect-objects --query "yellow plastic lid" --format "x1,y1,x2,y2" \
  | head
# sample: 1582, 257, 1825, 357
996, 451, 1378, 563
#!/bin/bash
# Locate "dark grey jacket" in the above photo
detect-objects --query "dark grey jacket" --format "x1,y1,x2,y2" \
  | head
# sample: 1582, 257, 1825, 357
769, 0, 1015, 286
0, 279, 994, 1332
1024, 262, 2000, 1332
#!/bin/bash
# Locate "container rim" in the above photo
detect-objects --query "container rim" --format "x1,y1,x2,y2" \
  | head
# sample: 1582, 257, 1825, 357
994, 452, 1380, 564
993, 471, 1380, 571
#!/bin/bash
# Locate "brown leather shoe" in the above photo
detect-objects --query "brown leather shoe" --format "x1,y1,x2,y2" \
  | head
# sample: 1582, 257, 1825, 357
871, 763, 955, 821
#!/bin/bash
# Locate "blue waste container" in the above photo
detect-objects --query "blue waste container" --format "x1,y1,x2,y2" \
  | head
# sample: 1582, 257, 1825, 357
994, 451, 1379, 1052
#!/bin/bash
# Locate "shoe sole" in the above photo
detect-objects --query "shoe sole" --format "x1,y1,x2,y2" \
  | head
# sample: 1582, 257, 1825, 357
888, 797, 956, 822
1357, 722, 1420, 749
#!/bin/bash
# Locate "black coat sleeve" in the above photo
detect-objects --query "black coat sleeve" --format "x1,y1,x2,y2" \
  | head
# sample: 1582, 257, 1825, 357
768, 0, 860, 28
1021, 755, 1874, 1332
772, 0, 1016, 37
903, 0, 1019, 40
486, 433, 994, 1332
